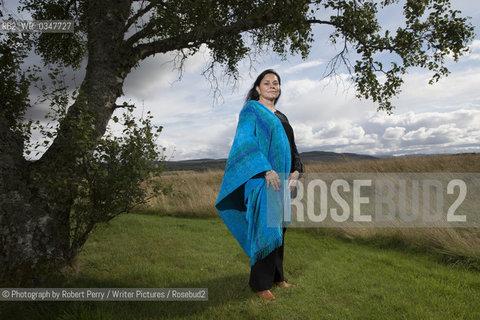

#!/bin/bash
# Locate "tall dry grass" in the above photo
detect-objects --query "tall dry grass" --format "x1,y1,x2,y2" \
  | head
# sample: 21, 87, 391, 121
140, 169, 223, 217
139, 153, 480, 266
305, 153, 480, 173
303, 153, 480, 266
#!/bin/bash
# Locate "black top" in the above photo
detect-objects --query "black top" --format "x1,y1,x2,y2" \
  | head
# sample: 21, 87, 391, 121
274, 110, 304, 175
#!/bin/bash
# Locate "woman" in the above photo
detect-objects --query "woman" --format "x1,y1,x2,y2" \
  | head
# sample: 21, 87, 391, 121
216, 69, 303, 300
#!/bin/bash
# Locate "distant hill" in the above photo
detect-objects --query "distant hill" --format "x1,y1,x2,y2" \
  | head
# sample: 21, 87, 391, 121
299, 151, 377, 163
164, 158, 227, 172
164, 151, 378, 172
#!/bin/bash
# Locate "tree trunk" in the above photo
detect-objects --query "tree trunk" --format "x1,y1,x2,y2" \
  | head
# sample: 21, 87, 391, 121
0, 0, 134, 285
0, 110, 59, 285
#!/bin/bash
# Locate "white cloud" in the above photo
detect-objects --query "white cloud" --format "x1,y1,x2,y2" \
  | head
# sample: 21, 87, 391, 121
122, 54, 177, 97
280, 75, 373, 127
156, 112, 237, 160
153, 61, 480, 159
469, 39, 480, 51
18, 0, 480, 161
123, 44, 211, 99
107, 55, 480, 160
284, 60, 323, 74
466, 39, 480, 61
382, 127, 406, 140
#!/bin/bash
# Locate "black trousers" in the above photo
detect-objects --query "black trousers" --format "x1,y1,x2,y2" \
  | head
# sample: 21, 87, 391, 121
249, 228, 287, 291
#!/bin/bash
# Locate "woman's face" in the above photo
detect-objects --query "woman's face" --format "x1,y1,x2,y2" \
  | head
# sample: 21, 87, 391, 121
256, 73, 280, 102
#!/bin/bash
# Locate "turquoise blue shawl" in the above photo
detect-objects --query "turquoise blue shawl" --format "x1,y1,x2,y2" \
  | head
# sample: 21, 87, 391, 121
216, 100, 291, 266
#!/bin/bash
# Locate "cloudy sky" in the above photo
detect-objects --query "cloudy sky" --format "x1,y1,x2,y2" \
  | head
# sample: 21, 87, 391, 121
5, 0, 480, 160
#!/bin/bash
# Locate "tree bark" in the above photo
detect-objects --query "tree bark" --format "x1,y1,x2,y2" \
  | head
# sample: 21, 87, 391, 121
0, 0, 134, 285
0, 110, 54, 285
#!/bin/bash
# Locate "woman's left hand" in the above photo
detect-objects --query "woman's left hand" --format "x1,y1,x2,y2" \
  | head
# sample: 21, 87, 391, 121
288, 171, 300, 191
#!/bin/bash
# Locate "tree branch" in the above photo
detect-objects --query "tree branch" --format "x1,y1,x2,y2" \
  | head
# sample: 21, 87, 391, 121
324, 36, 352, 78
114, 103, 135, 110
307, 18, 397, 52
123, 0, 164, 33
61, 0, 77, 20
130, 10, 281, 61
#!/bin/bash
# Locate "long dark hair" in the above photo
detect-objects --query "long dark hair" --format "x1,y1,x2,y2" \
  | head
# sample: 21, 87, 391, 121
245, 69, 282, 105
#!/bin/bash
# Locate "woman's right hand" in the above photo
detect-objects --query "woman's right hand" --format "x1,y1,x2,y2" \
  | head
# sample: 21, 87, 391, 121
265, 170, 281, 192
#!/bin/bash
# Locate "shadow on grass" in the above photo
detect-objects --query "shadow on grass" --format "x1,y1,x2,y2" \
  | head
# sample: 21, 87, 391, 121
1, 273, 254, 320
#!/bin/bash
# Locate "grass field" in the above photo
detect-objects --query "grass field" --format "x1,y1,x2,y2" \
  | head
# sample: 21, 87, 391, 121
144, 154, 480, 265
2, 212, 480, 319
2, 154, 480, 319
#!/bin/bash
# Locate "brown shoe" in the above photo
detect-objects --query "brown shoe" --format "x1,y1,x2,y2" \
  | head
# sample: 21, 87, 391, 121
275, 281, 295, 288
256, 290, 276, 300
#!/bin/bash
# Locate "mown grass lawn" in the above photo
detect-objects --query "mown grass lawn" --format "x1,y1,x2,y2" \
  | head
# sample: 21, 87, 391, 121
3, 212, 480, 320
